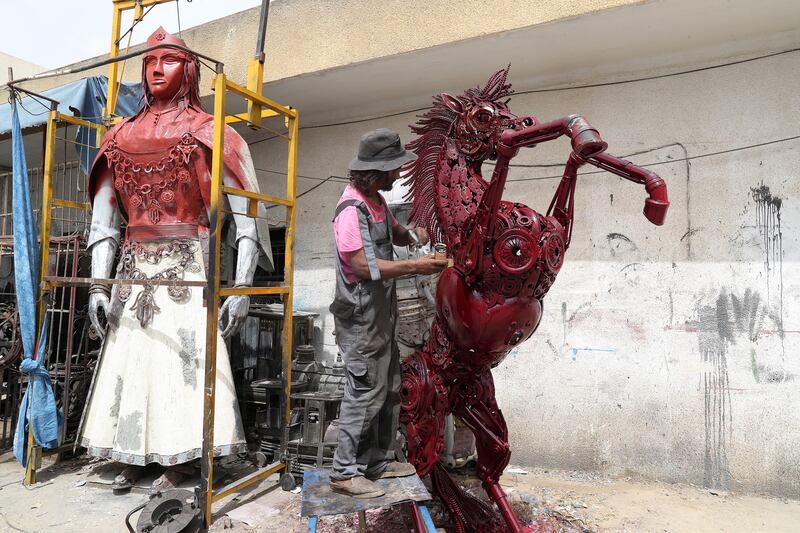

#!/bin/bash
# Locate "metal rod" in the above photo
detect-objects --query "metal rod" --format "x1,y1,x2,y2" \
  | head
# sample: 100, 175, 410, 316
254, 0, 271, 61
224, 109, 279, 125
7, 43, 224, 88
55, 113, 100, 130
200, 72, 227, 529
59, 237, 80, 447
5, 83, 61, 107
221, 186, 293, 206
224, 79, 295, 118
44, 276, 206, 287
211, 461, 285, 501
279, 112, 299, 481
218, 286, 289, 297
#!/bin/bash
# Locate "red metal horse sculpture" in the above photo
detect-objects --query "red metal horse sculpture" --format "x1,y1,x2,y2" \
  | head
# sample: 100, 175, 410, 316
399, 67, 669, 532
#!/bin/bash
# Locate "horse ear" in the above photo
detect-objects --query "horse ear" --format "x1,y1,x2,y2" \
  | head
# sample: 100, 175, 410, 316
440, 93, 463, 114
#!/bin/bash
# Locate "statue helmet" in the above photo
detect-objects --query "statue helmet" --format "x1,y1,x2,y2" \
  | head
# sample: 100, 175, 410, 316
139, 26, 204, 112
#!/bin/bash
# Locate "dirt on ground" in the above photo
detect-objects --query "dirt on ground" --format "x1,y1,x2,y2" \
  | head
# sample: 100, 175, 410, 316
1, 453, 798, 532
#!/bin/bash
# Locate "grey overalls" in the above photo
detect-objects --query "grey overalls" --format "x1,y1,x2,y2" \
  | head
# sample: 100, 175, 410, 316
329, 198, 400, 481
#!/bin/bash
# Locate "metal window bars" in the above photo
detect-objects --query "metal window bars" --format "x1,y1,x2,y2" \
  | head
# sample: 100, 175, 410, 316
0, 156, 95, 455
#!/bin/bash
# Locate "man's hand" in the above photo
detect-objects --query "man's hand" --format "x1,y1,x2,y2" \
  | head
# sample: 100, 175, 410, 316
411, 227, 430, 246
219, 295, 250, 338
412, 256, 448, 275
89, 293, 110, 339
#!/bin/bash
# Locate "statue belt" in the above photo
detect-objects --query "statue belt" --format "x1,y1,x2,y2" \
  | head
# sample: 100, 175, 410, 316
126, 223, 205, 241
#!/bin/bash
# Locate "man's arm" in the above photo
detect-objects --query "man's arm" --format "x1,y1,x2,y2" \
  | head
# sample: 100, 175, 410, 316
347, 248, 446, 280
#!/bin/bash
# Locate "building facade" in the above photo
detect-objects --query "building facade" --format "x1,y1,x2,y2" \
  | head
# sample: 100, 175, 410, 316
20, 0, 800, 498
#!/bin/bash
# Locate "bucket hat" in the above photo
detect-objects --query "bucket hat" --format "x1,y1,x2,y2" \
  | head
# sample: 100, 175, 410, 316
348, 128, 417, 171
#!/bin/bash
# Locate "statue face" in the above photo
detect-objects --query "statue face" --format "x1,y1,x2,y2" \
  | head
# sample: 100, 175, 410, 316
144, 50, 186, 102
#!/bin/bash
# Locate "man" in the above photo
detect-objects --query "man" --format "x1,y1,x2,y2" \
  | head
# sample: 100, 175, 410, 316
329, 129, 448, 498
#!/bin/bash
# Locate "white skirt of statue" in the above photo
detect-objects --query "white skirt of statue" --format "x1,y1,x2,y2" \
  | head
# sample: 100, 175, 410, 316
79, 238, 246, 466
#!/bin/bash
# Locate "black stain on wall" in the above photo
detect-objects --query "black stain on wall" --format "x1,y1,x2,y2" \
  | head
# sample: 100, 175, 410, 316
606, 233, 638, 257
750, 183, 783, 275
749, 182, 785, 357
695, 294, 733, 490
692, 286, 789, 490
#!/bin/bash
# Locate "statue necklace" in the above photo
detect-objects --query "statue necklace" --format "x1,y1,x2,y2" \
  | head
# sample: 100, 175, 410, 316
146, 104, 179, 126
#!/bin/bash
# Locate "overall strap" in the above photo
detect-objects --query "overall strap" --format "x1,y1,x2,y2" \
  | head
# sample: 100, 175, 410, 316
332, 199, 364, 221
380, 198, 393, 244
333, 199, 381, 281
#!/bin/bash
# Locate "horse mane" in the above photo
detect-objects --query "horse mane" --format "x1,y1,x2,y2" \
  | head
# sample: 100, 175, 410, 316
402, 67, 513, 244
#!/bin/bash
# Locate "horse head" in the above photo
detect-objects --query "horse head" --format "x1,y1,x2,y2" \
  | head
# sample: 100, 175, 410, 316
404, 66, 537, 245
437, 66, 536, 163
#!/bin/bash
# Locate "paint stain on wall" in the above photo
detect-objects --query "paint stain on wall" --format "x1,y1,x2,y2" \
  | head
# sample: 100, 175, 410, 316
749, 183, 785, 356
606, 233, 638, 257
750, 183, 783, 275
691, 287, 790, 489
695, 293, 733, 490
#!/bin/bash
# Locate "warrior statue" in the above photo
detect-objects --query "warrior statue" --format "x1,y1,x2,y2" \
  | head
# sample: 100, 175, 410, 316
399, 67, 669, 532
78, 27, 272, 493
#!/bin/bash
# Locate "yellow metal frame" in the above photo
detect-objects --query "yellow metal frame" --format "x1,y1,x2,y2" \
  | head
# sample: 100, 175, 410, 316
106, 0, 174, 117
22, 0, 148, 485
200, 73, 298, 526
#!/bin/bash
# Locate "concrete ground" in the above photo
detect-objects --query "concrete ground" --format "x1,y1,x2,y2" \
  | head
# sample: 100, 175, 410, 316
0, 453, 798, 532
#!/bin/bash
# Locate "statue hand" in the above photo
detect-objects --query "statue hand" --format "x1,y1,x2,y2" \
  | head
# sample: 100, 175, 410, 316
219, 295, 250, 338
89, 292, 110, 339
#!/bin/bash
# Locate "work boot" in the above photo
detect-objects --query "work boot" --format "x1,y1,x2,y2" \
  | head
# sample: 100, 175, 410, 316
376, 461, 417, 479
330, 476, 386, 498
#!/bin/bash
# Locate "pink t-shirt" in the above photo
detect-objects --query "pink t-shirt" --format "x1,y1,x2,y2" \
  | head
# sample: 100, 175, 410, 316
334, 185, 399, 283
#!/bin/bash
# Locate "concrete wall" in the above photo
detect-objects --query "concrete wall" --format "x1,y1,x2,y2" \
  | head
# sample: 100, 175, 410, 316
173, 0, 639, 85
249, 46, 800, 498
0, 52, 45, 82
22, 0, 639, 95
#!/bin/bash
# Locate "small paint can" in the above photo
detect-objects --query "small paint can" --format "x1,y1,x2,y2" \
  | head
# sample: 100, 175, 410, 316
434, 243, 448, 260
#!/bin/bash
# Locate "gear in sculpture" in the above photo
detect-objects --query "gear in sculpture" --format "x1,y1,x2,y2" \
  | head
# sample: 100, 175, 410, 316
399, 67, 669, 532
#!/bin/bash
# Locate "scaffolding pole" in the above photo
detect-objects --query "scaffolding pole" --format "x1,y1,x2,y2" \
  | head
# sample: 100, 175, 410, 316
199, 72, 299, 529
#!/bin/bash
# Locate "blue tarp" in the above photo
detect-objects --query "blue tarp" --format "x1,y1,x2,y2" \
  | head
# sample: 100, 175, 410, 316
2, 76, 142, 466
11, 102, 61, 466
0, 76, 143, 173
1, 77, 141, 466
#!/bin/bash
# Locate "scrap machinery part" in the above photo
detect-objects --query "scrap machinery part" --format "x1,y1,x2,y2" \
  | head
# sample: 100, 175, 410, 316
399, 66, 669, 533
131, 489, 202, 533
